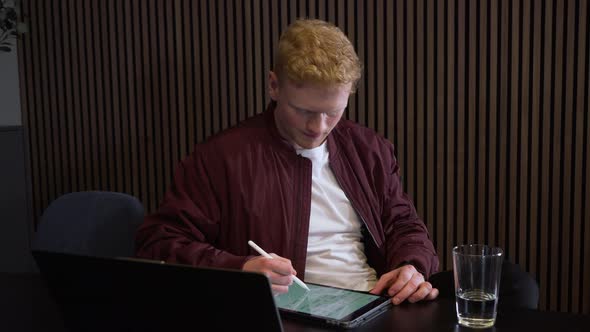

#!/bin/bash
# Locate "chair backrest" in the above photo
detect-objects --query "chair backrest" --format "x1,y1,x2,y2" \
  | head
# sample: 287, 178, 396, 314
32, 191, 144, 258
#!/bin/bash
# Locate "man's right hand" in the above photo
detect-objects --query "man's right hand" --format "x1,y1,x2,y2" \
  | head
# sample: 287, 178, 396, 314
242, 254, 297, 294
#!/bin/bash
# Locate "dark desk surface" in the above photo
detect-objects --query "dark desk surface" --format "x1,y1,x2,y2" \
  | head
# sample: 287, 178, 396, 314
3, 273, 589, 332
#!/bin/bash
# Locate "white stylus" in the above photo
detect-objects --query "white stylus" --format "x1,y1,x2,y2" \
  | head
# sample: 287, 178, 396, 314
248, 240, 310, 292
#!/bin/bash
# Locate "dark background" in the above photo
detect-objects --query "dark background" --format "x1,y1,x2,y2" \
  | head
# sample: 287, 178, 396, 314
1, 0, 588, 315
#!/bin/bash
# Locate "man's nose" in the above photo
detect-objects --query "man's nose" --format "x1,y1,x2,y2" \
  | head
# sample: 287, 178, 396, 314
307, 114, 327, 134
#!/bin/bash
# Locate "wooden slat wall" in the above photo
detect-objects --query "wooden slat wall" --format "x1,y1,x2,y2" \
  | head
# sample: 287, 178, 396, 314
18, 0, 590, 313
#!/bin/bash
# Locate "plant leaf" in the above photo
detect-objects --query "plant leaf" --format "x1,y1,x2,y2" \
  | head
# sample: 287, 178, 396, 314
0, 46, 12, 52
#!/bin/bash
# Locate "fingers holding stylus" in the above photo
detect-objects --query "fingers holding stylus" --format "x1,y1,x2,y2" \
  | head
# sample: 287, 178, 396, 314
242, 254, 297, 295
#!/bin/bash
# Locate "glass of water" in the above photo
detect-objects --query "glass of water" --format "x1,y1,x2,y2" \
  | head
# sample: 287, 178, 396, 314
452, 244, 503, 329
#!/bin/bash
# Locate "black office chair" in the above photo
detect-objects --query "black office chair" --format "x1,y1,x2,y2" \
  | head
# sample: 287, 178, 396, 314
32, 191, 144, 258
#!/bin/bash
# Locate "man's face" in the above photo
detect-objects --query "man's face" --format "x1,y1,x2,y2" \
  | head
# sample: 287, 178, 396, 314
269, 72, 351, 149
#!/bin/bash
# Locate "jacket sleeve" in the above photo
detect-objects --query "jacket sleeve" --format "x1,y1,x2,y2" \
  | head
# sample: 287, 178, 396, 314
381, 143, 440, 279
134, 147, 252, 270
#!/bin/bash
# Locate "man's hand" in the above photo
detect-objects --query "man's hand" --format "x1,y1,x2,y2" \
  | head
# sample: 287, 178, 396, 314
369, 264, 439, 305
242, 254, 297, 295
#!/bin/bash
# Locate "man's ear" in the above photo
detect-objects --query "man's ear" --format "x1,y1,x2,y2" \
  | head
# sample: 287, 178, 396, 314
268, 71, 280, 101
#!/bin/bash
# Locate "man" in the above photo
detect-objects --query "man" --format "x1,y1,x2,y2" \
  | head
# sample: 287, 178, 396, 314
135, 18, 439, 305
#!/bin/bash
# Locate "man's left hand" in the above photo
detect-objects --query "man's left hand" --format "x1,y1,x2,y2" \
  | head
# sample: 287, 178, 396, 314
369, 264, 439, 305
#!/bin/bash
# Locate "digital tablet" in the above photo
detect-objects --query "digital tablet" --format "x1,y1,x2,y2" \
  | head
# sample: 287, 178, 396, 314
275, 282, 392, 329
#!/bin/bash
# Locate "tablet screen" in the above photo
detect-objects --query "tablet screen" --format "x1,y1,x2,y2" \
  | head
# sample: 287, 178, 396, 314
275, 283, 389, 321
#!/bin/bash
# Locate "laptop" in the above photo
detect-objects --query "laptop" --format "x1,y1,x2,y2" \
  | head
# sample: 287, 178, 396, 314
31, 250, 284, 332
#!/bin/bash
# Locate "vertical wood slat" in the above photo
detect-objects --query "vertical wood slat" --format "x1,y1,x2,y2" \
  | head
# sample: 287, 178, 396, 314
159, 0, 171, 199
150, 0, 164, 209
226, 0, 236, 131
539, 0, 552, 310
50, 0, 64, 200
128, 0, 140, 199
456, 0, 465, 251
446, 0, 457, 268
576, 0, 589, 314
476, 0, 487, 248
507, 0, 519, 265
415, 0, 425, 234
95, 1, 107, 196
166, 0, 176, 192
529, 0, 542, 290
469, 0, 478, 244
570, 0, 582, 306
115, 0, 125, 191
434, 0, 446, 274
564, 0, 576, 313
517, 0, 529, 273
18, 0, 590, 314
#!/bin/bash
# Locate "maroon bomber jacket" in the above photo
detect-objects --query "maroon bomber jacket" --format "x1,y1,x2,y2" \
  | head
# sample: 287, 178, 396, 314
135, 104, 439, 280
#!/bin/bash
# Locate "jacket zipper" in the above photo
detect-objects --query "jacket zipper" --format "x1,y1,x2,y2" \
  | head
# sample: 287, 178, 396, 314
331, 165, 380, 248
294, 157, 301, 257
294, 155, 310, 269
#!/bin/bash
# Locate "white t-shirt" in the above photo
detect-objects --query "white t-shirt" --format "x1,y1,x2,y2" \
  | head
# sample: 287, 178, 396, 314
296, 142, 378, 291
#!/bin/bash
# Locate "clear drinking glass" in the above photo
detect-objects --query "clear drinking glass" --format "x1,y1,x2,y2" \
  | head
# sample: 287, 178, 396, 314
452, 244, 503, 329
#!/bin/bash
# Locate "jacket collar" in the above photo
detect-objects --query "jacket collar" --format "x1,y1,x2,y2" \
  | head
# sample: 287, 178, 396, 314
263, 102, 299, 155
